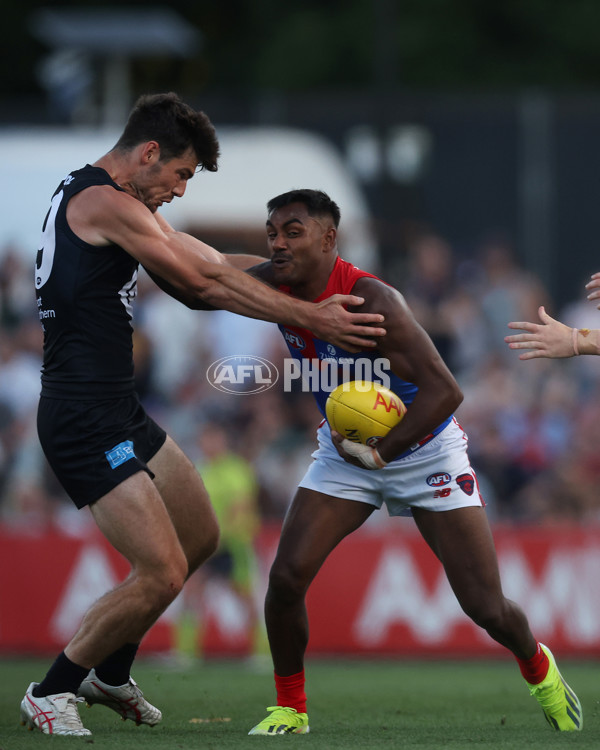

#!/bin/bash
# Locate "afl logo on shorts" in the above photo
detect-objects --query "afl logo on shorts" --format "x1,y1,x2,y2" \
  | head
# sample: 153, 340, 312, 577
207, 355, 279, 394
456, 473, 475, 496
426, 472, 451, 487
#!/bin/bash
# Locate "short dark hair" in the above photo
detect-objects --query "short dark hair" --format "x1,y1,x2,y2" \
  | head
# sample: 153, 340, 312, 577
114, 92, 220, 172
267, 189, 340, 228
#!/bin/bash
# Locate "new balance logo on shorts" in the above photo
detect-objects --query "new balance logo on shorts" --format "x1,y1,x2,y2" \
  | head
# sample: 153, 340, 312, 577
105, 440, 135, 469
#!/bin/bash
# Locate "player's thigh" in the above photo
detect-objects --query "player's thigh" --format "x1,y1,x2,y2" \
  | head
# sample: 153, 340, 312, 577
147, 435, 218, 558
89, 469, 186, 577
274, 487, 374, 582
412, 505, 504, 600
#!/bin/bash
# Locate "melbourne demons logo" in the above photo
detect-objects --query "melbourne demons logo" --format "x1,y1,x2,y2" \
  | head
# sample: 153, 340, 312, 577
426, 472, 451, 487
456, 473, 475, 496
283, 329, 306, 350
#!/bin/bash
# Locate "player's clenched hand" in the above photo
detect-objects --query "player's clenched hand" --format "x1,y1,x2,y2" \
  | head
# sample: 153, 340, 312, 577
312, 294, 385, 352
586, 272, 600, 309
505, 306, 574, 359
330, 430, 387, 470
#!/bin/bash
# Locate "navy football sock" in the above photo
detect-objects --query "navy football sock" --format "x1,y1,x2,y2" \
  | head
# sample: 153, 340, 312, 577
32, 652, 89, 697
94, 642, 140, 686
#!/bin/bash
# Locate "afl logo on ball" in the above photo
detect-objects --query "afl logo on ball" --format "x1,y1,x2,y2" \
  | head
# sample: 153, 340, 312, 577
207, 355, 279, 394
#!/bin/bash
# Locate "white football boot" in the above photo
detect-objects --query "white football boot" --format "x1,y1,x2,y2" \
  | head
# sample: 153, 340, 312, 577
20, 682, 91, 736
77, 668, 162, 726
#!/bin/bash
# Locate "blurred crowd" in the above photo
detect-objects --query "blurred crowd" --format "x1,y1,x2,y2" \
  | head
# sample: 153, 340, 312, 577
2, 228, 600, 535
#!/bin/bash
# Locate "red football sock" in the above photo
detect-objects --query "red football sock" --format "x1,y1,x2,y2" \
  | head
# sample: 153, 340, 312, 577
274, 670, 306, 713
516, 642, 550, 684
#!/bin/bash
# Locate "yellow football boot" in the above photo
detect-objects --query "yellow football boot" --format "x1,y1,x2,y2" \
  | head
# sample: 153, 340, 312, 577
527, 644, 582, 731
248, 706, 309, 735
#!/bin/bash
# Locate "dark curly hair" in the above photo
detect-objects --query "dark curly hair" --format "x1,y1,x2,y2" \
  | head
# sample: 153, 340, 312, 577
113, 92, 220, 172
267, 189, 340, 227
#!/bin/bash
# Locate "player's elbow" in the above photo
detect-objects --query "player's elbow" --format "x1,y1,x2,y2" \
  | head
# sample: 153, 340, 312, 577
188, 279, 228, 310
451, 381, 464, 410
175, 280, 219, 311
178, 266, 227, 309
187, 263, 234, 310
446, 380, 463, 413
184, 292, 218, 311
435, 377, 463, 416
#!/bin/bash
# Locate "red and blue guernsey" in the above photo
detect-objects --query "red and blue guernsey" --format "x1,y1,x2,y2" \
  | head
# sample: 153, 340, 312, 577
277, 257, 452, 458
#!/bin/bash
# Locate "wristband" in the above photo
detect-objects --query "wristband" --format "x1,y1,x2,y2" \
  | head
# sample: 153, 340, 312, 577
572, 327, 580, 356
340, 439, 388, 470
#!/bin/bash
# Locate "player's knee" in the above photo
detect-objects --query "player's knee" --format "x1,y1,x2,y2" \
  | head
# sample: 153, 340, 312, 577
142, 554, 188, 610
268, 559, 310, 601
153, 572, 186, 610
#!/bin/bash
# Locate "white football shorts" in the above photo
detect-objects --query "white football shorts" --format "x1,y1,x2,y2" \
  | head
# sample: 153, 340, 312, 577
298, 418, 484, 517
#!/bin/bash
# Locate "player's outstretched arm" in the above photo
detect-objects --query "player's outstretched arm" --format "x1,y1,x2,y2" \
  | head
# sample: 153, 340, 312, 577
505, 305, 600, 359
145, 251, 269, 310
133, 205, 385, 351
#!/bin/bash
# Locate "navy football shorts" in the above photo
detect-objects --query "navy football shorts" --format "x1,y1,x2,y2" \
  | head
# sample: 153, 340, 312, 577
37, 393, 167, 509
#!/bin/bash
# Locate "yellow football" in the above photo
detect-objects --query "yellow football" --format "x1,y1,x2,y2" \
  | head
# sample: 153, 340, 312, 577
325, 380, 406, 447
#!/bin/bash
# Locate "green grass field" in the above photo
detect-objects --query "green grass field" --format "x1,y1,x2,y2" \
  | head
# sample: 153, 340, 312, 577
0, 656, 598, 749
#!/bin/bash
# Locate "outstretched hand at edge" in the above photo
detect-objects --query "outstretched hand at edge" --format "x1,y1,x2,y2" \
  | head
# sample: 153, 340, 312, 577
505, 306, 575, 360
